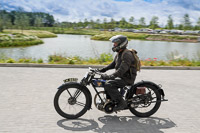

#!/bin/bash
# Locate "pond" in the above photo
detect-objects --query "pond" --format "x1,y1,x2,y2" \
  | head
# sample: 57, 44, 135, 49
0, 34, 200, 61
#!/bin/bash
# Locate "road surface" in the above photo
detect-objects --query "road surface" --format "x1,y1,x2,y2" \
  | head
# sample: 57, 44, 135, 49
0, 67, 200, 133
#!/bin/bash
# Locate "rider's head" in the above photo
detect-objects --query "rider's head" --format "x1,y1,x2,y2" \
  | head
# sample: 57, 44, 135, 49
109, 35, 128, 52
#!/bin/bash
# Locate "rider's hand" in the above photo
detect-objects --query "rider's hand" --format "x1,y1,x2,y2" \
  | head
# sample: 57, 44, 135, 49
101, 74, 115, 80
97, 68, 107, 73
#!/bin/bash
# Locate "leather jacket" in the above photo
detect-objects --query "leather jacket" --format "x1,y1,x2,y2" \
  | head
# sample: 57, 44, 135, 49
103, 48, 137, 85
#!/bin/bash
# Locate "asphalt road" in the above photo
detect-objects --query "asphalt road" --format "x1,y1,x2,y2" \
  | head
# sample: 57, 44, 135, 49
0, 67, 200, 133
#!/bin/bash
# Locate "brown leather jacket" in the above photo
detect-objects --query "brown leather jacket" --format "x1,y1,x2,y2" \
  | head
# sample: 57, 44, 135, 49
103, 48, 137, 85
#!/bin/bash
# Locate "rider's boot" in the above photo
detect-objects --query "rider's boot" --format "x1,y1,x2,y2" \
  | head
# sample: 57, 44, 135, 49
113, 98, 127, 111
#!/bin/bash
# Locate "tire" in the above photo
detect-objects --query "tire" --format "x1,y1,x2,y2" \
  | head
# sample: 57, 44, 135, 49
54, 83, 90, 119
129, 84, 161, 117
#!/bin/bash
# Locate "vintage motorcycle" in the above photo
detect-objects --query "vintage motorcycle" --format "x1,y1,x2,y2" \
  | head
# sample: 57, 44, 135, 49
54, 67, 167, 119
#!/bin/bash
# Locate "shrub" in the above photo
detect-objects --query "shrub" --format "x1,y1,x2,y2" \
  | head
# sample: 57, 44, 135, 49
98, 53, 113, 63
37, 58, 43, 63
6, 58, 15, 63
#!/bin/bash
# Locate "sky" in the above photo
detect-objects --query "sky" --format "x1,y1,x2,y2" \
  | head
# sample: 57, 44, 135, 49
1, 0, 200, 26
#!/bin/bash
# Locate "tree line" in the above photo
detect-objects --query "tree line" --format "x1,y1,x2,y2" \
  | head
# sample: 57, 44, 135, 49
1, 10, 200, 32
0, 10, 54, 32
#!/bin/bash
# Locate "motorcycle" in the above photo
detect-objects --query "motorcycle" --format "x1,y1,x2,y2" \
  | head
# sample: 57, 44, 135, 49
54, 67, 168, 119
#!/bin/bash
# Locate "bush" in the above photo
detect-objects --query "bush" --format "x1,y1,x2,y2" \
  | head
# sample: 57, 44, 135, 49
18, 58, 34, 63
37, 58, 43, 63
98, 53, 113, 63
6, 58, 15, 63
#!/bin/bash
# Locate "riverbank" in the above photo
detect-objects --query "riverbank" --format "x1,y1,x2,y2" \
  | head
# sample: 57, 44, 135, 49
0, 29, 57, 47
0, 63, 200, 70
25, 28, 200, 43
91, 32, 199, 43
0, 53, 200, 67
0, 33, 43, 47
4, 29, 57, 38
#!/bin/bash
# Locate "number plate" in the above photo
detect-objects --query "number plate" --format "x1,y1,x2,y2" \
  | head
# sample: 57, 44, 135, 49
63, 78, 78, 83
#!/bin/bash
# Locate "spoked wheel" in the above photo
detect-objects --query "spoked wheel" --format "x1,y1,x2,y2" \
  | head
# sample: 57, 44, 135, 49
54, 84, 90, 119
129, 84, 161, 117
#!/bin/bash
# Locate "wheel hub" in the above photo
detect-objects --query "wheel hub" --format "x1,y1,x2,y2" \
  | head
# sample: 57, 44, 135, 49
68, 97, 76, 105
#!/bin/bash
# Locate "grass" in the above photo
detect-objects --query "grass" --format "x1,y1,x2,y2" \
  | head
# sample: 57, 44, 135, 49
4, 28, 199, 42
7, 28, 198, 42
0, 29, 57, 47
141, 58, 200, 66
4, 29, 57, 38
0, 33, 43, 47
91, 32, 199, 42
31, 27, 198, 42
0, 53, 200, 66
0, 57, 43, 64
48, 53, 113, 65
27, 27, 101, 36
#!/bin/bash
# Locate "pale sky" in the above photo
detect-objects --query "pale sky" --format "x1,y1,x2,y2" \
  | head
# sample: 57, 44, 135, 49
1, 0, 200, 26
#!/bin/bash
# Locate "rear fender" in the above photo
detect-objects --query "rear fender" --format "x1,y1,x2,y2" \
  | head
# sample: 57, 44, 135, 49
127, 80, 165, 99
57, 82, 92, 110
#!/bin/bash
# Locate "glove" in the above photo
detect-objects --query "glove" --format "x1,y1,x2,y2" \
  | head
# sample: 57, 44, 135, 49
97, 68, 107, 73
101, 74, 115, 80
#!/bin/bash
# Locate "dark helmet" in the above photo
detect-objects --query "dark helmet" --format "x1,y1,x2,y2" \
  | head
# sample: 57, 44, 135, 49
109, 35, 128, 52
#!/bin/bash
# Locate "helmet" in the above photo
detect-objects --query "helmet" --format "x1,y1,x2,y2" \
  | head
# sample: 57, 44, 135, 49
109, 35, 128, 52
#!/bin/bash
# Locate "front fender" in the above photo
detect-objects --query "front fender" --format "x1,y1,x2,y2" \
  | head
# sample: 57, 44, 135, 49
57, 82, 92, 110
127, 80, 165, 99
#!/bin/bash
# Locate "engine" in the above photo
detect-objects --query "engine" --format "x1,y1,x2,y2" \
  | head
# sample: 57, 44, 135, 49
94, 91, 115, 114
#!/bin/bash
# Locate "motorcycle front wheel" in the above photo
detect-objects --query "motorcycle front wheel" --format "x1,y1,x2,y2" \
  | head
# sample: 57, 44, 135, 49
54, 84, 90, 119
129, 84, 161, 117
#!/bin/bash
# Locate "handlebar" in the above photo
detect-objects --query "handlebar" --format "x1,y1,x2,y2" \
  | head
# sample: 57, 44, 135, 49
89, 67, 103, 76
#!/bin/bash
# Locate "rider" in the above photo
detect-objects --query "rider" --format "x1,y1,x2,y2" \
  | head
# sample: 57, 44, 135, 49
98, 35, 137, 111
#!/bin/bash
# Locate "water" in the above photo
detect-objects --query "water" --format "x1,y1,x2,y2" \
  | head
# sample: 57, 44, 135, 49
0, 34, 200, 61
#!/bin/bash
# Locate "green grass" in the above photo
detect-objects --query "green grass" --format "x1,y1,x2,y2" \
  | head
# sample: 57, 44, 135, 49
91, 32, 198, 42
48, 53, 113, 65
141, 58, 200, 66
0, 29, 58, 47
6, 28, 198, 42
0, 33, 43, 47
4, 29, 57, 38
31, 27, 198, 42
0, 53, 200, 66
0, 57, 43, 64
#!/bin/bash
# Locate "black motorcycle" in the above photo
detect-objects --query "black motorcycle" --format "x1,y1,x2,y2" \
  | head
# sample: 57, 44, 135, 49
54, 67, 167, 119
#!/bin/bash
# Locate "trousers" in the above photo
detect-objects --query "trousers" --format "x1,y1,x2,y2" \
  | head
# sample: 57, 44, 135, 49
104, 78, 126, 101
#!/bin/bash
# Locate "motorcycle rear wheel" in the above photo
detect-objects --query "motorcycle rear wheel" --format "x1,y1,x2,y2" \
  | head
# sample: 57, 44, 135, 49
129, 84, 161, 117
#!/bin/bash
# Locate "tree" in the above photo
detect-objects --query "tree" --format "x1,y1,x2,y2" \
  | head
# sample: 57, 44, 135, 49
84, 18, 89, 28
149, 16, 159, 29
34, 17, 43, 27
44, 14, 54, 26
167, 15, 174, 29
14, 13, 29, 32
89, 19, 95, 29
178, 24, 183, 30
119, 17, 127, 28
0, 14, 3, 32
183, 14, 192, 30
197, 17, 200, 26
95, 19, 101, 29
103, 18, 107, 29
0, 10, 12, 32
196, 17, 200, 30
193, 17, 200, 30
109, 18, 116, 29
110, 18, 116, 28
139, 17, 146, 28
128, 16, 134, 28
129, 16, 134, 24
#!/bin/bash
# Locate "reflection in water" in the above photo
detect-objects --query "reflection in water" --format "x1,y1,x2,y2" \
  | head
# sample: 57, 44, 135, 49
0, 34, 200, 61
